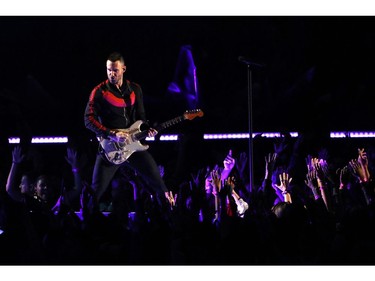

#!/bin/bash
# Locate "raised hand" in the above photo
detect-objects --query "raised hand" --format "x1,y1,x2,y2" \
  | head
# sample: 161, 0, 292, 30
6, 146, 27, 202
235, 151, 248, 178
225, 176, 236, 194
223, 149, 236, 171
305, 169, 317, 190
65, 147, 79, 170
358, 148, 368, 167
313, 158, 326, 181
336, 165, 351, 190
165, 191, 176, 209
265, 152, 277, 180
211, 169, 221, 196
275, 172, 292, 194
357, 148, 371, 182
275, 172, 293, 203
12, 145, 25, 164
80, 181, 95, 215
221, 149, 235, 181
349, 158, 368, 183
305, 169, 320, 199
273, 134, 290, 156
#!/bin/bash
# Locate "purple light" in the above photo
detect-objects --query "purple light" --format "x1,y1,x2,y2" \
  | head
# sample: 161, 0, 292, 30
8, 137, 20, 144
8, 136, 68, 144
203, 132, 299, 140
330, 132, 348, 138
350, 131, 375, 138
204, 133, 249, 140
160, 134, 178, 141
193, 67, 198, 98
167, 45, 199, 110
31, 137, 68, 143
330, 131, 375, 138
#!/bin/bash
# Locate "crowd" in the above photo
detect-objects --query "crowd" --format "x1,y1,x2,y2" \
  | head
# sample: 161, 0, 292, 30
1, 132, 375, 265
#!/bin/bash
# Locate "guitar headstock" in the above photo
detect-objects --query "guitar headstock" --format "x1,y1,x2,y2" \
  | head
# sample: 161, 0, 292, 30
183, 109, 204, 120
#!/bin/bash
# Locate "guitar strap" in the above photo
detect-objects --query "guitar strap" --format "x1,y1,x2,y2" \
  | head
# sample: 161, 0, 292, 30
125, 80, 136, 123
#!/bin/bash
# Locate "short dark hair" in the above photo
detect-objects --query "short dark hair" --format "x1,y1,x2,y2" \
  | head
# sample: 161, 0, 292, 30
107, 52, 125, 64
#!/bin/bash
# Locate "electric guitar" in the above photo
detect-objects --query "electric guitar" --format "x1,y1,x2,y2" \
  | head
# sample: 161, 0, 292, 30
99, 109, 204, 165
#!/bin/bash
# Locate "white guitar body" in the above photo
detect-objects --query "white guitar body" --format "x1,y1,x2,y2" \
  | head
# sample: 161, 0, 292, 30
99, 109, 204, 165
100, 120, 149, 165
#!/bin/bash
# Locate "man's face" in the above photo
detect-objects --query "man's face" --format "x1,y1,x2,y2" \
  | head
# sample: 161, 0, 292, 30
36, 177, 50, 202
106, 60, 126, 86
20, 175, 32, 195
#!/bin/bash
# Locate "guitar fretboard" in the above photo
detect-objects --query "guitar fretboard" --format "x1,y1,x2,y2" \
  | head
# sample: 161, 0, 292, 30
134, 115, 185, 141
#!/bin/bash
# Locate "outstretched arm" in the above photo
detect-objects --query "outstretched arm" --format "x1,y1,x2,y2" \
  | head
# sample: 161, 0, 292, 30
6, 146, 26, 202
312, 157, 332, 212
228, 177, 249, 217
64, 147, 84, 209
211, 169, 222, 223
235, 151, 248, 181
357, 148, 371, 183
349, 156, 374, 205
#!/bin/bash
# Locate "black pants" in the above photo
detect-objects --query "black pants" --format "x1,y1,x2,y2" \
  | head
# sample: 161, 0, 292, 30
91, 150, 168, 205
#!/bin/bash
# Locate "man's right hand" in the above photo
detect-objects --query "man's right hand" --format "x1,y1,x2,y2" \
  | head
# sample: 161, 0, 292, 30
109, 130, 129, 142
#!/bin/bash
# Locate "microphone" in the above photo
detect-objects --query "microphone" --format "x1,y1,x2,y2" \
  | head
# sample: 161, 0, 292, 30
238, 56, 265, 68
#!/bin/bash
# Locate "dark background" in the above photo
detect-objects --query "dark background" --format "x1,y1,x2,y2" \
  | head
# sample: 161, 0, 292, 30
1, 16, 375, 139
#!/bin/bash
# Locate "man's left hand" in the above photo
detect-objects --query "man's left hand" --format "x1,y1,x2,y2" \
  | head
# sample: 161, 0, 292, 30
148, 128, 158, 138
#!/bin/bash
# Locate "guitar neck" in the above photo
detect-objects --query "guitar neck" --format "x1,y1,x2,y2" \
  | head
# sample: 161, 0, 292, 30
157, 115, 185, 131
134, 115, 185, 141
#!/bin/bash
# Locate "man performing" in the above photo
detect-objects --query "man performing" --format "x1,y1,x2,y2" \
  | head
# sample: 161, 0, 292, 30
84, 51, 174, 215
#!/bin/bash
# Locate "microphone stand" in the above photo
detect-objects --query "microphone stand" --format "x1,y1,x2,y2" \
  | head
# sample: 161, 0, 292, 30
238, 56, 264, 194
246, 64, 254, 194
